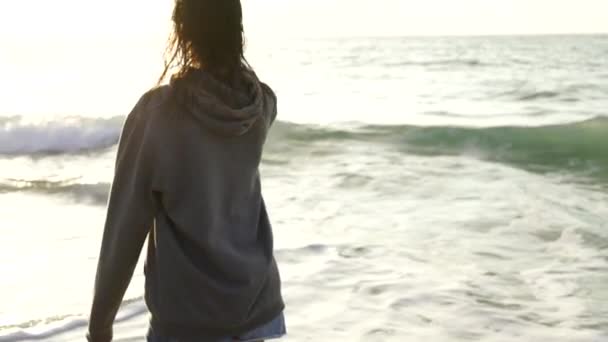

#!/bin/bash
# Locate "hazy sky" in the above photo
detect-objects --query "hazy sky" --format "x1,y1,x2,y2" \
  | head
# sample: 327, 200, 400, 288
248, 0, 608, 37
0, 0, 607, 45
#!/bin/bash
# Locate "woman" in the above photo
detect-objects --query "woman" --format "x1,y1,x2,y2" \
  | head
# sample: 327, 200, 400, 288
86, 1, 285, 341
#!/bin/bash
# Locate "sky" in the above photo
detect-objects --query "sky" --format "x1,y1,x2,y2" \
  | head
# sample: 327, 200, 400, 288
247, 0, 608, 37
0, 0, 607, 44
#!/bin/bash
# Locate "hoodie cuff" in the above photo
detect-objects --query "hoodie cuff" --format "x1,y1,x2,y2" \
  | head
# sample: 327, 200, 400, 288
87, 328, 113, 342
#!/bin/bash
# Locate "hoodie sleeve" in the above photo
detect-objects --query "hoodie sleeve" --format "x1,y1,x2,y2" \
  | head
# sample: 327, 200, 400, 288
87, 94, 158, 342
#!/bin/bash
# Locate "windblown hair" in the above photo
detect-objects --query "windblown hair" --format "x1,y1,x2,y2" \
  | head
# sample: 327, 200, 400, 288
159, 0, 250, 84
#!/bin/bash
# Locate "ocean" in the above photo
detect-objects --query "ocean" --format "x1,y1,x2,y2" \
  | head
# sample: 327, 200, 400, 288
1, 35, 607, 341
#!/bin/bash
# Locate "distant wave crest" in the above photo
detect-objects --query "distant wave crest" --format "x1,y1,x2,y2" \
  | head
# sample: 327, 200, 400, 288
269, 116, 608, 180
517, 91, 561, 101
2, 115, 607, 182
385, 58, 485, 68
0, 116, 124, 155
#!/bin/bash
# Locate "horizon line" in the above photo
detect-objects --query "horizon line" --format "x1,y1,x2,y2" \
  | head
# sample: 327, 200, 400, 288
274, 32, 608, 40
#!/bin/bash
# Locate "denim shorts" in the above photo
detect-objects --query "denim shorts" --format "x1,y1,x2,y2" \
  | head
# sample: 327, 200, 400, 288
146, 313, 286, 342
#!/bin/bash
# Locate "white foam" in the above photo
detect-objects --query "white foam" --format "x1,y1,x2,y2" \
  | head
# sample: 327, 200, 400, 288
0, 318, 87, 342
0, 300, 148, 342
0, 116, 124, 155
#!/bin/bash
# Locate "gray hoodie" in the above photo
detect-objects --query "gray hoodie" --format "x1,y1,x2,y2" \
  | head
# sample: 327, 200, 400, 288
87, 69, 284, 341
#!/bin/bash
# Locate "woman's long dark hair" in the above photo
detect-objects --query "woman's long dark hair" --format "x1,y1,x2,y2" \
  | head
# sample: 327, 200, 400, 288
159, 0, 250, 85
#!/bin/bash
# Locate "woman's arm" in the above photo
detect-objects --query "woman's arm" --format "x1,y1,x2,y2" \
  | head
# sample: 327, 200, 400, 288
87, 95, 157, 342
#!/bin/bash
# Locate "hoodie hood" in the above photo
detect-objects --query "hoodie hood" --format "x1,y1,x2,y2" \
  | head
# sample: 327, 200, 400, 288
172, 68, 275, 136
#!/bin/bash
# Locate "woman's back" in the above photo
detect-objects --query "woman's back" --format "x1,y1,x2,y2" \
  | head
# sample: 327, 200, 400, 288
86, 1, 285, 341
145, 70, 284, 339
